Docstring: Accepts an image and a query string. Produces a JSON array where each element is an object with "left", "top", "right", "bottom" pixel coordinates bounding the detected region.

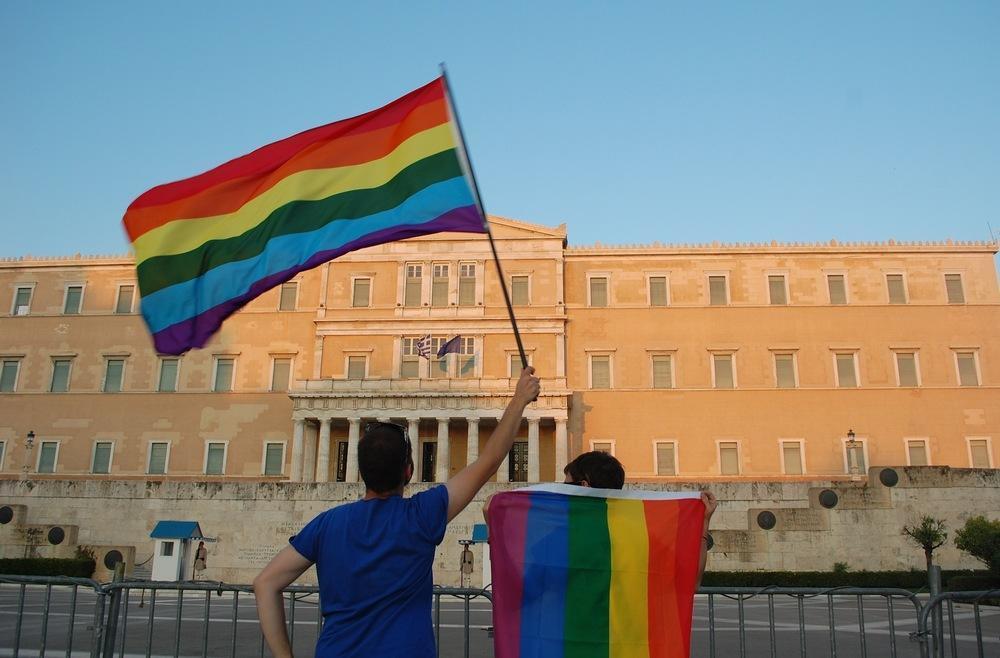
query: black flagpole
[{"left": 440, "top": 64, "right": 530, "bottom": 370}]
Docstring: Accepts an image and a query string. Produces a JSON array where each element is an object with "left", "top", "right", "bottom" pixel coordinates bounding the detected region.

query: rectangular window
[
  {"left": 214, "top": 357, "right": 235, "bottom": 392},
  {"left": 458, "top": 263, "right": 476, "bottom": 306},
  {"left": 509, "top": 354, "right": 531, "bottom": 378},
  {"left": 1, "top": 359, "right": 19, "bottom": 392},
  {"left": 263, "top": 442, "right": 285, "bottom": 476},
  {"left": 835, "top": 353, "right": 858, "bottom": 388},
  {"left": 13, "top": 286, "right": 32, "bottom": 315},
  {"left": 401, "top": 338, "right": 420, "bottom": 379},
  {"left": 655, "top": 442, "right": 676, "bottom": 476},
  {"left": 404, "top": 264, "right": 423, "bottom": 307},
  {"left": 589, "top": 277, "right": 608, "bottom": 307},
  {"left": 429, "top": 337, "right": 448, "bottom": 378},
  {"left": 945, "top": 273, "right": 965, "bottom": 304},
  {"left": 278, "top": 282, "right": 298, "bottom": 311},
  {"left": 708, "top": 275, "right": 728, "bottom": 306},
  {"left": 64, "top": 285, "right": 83, "bottom": 314},
  {"left": 895, "top": 352, "right": 919, "bottom": 387},
  {"left": 906, "top": 439, "right": 928, "bottom": 466},
  {"left": 782, "top": 441, "right": 803, "bottom": 475},
  {"left": 161, "top": 542, "right": 174, "bottom": 557},
  {"left": 956, "top": 352, "right": 979, "bottom": 386},
  {"left": 458, "top": 337, "right": 476, "bottom": 378},
  {"left": 115, "top": 284, "right": 135, "bottom": 314},
  {"left": 347, "top": 355, "right": 367, "bottom": 380},
  {"left": 649, "top": 276, "right": 668, "bottom": 307},
  {"left": 432, "top": 264, "right": 449, "bottom": 307},
  {"left": 845, "top": 439, "right": 867, "bottom": 473},
  {"left": 713, "top": 354, "right": 735, "bottom": 389},
  {"left": 0, "top": 441, "right": 5, "bottom": 470},
  {"left": 92, "top": 442, "right": 113, "bottom": 474},
  {"left": 147, "top": 442, "right": 169, "bottom": 474},
  {"left": 205, "top": 442, "right": 226, "bottom": 475},
  {"left": 352, "top": 278, "right": 371, "bottom": 308},
  {"left": 270, "top": 357, "right": 291, "bottom": 391},
  {"left": 774, "top": 353, "right": 796, "bottom": 388},
  {"left": 38, "top": 441, "right": 58, "bottom": 473},
  {"left": 592, "top": 441, "right": 613, "bottom": 454},
  {"left": 103, "top": 359, "right": 124, "bottom": 393},
  {"left": 590, "top": 355, "right": 611, "bottom": 389},
  {"left": 719, "top": 441, "right": 739, "bottom": 475},
  {"left": 158, "top": 358, "right": 179, "bottom": 392},
  {"left": 652, "top": 355, "right": 673, "bottom": 389},
  {"left": 827, "top": 274, "right": 847, "bottom": 305},
  {"left": 511, "top": 275, "right": 530, "bottom": 306},
  {"left": 886, "top": 274, "right": 907, "bottom": 304},
  {"left": 768, "top": 275, "right": 787, "bottom": 305},
  {"left": 968, "top": 439, "right": 992, "bottom": 468},
  {"left": 50, "top": 359, "right": 72, "bottom": 392}
]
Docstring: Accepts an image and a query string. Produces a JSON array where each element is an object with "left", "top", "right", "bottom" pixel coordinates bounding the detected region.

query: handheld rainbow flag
[
  {"left": 122, "top": 77, "right": 484, "bottom": 354},
  {"left": 487, "top": 485, "right": 705, "bottom": 658}
]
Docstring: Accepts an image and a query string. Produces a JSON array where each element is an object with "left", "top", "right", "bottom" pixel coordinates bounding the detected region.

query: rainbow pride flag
[
  {"left": 488, "top": 485, "right": 705, "bottom": 658},
  {"left": 122, "top": 77, "right": 484, "bottom": 354}
]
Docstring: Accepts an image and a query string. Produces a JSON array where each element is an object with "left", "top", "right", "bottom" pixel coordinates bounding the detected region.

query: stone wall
[{"left": 1, "top": 466, "right": 998, "bottom": 584}]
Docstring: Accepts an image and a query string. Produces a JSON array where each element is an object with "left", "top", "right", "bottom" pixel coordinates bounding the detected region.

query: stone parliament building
[{"left": 1, "top": 217, "right": 998, "bottom": 582}]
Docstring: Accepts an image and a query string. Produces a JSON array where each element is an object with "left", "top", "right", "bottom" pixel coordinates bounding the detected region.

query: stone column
[
  {"left": 408, "top": 418, "right": 421, "bottom": 481},
  {"left": 345, "top": 417, "right": 361, "bottom": 483},
  {"left": 435, "top": 417, "right": 450, "bottom": 483},
  {"left": 315, "top": 418, "right": 331, "bottom": 483},
  {"left": 466, "top": 418, "right": 479, "bottom": 466},
  {"left": 497, "top": 419, "right": 510, "bottom": 483},
  {"left": 302, "top": 423, "right": 317, "bottom": 483},
  {"left": 290, "top": 418, "right": 305, "bottom": 482},
  {"left": 528, "top": 418, "right": 540, "bottom": 483},
  {"left": 555, "top": 418, "right": 568, "bottom": 481}
]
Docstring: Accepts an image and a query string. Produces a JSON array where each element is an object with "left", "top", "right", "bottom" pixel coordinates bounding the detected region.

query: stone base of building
[{"left": 1, "top": 466, "right": 997, "bottom": 585}]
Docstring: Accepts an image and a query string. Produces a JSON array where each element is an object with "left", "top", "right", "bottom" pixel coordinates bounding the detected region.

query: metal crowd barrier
[{"left": 913, "top": 590, "right": 1000, "bottom": 658}]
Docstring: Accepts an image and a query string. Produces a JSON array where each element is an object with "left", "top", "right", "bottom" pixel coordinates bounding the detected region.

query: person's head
[
  {"left": 358, "top": 422, "right": 414, "bottom": 494},
  {"left": 198, "top": 541, "right": 204, "bottom": 548},
  {"left": 563, "top": 451, "right": 625, "bottom": 489}
]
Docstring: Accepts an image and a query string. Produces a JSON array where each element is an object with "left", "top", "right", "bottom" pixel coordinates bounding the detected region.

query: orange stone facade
[{"left": 1, "top": 217, "right": 997, "bottom": 484}]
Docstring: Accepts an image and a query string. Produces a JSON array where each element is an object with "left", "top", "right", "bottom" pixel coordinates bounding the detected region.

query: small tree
[
  {"left": 903, "top": 516, "right": 948, "bottom": 572},
  {"left": 954, "top": 516, "right": 1000, "bottom": 575}
]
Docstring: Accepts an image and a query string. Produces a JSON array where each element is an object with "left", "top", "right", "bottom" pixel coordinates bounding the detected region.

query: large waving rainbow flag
[
  {"left": 122, "top": 77, "right": 484, "bottom": 354},
  {"left": 488, "top": 485, "right": 705, "bottom": 658}
]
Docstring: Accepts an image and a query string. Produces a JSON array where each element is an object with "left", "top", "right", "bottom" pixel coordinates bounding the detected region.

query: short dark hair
[
  {"left": 358, "top": 424, "right": 412, "bottom": 493},
  {"left": 564, "top": 451, "right": 625, "bottom": 489}
]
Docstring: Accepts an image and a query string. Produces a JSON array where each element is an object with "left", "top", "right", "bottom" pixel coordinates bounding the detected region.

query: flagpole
[{"left": 440, "top": 64, "right": 530, "bottom": 371}]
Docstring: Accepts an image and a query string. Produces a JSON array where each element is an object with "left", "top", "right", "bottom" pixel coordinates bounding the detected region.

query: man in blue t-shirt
[{"left": 254, "top": 367, "right": 540, "bottom": 658}]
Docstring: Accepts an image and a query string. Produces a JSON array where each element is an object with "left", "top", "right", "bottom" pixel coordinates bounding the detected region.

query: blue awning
[{"left": 150, "top": 521, "right": 205, "bottom": 540}]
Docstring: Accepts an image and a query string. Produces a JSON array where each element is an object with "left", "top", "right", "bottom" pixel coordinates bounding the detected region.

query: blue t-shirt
[{"left": 290, "top": 485, "right": 449, "bottom": 657}]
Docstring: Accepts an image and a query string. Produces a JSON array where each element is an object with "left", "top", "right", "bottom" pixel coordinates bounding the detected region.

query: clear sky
[{"left": 2, "top": 1, "right": 998, "bottom": 257}]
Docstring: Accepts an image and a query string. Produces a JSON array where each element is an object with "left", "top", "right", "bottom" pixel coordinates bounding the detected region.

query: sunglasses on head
[{"left": 365, "top": 421, "right": 412, "bottom": 465}]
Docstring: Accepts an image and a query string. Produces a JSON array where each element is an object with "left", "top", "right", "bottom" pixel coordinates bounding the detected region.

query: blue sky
[{"left": 2, "top": 1, "right": 998, "bottom": 257}]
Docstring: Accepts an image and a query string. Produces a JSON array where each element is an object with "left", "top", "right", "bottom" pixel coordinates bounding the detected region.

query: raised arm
[
  {"left": 697, "top": 491, "right": 718, "bottom": 588},
  {"left": 253, "top": 546, "right": 314, "bottom": 658},
  {"left": 446, "top": 367, "right": 540, "bottom": 521}
]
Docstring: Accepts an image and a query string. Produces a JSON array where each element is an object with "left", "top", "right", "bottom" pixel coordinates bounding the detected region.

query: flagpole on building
[{"left": 440, "top": 64, "right": 530, "bottom": 370}]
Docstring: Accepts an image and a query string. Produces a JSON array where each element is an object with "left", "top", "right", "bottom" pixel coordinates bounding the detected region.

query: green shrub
[
  {"left": 954, "top": 516, "right": 1000, "bottom": 574},
  {"left": 946, "top": 575, "right": 1000, "bottom": 592},
  {"left": 0, "top": 558, "right": 95, "bottom": 578}
]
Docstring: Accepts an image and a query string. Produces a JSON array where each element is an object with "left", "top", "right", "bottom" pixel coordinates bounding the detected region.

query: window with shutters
[
  {"left": 894, "top": 352, "right": 919, "bottom": 387},
  {"left": 967, "top": 438, "right": 992, "bottom": 468},
  {"left": 263, "top": 442, "right": 285, "bottom": 476},
  {"left": 347, "top": 355, "right": 367, "bottom": 380},
  {"left": 906, "top": 439, "right": 929, "bottom": 466},
  {"left": 781, "top": 440, "right": 804, "bottom": 475},
  {"left": 648, "top": 276, "right": 668, "bottom": 307},
  {"left": 63, "top": 285, "right": 83, "bottom": 314},
  {"left": 774, "top": 353, "right": 797, "bottom": 388},
  {"left": 655, "top": 441, "right": 677, "bottom": 475},
  {"left": 213, "top": 357, "right": 235, "bottom": 392},
  {"left": 115, "top": 284, "right": 135, "bottom": 314},
  {"left": 1, "top": 359, "right": 20, "bottom": 392},
  {"left": 589, "top": 354, "right": 611, "bottom": 389},
  {"left": 768, "top": 275, "right": 788, "bottom": 305},
  {"left": 429, "top": 336, "right": 448, "bottom": 378},
  {"left": 719, "top": 441, "right": 740, "bottom": 475},
  {"left": 278, "top": 282, "right": 298, "bottom": 311},
  {"left": 955, "top": 351, "right": 980, "bottom": 386},
  {"left": 147, "top": 442, "right": 169, "bottom": 474},
  {"left": 400, "top": 338, "right": 421, "bottom": 379},
  {"left": 103, "top": 359, "right": 125, "bottom": 393},
  {"left": 588, "top": 276, "right": 608, "bottom": 307},
  {"left": 886, "top": 274, "right": 907, "bottom": 304},
  {"left": 651, "top": 354, "right": 673, "bottom": 389},
  {"left": 458, "top": 337, "right": 476, "bottom": 378},
  {"left": 50, "top": 359, "right": 72, "bottom": 392},
  {"left": 835, "top": 353, "right": 858, "bottom": 388},
  {"left": 38, "top": 441, "right": 59, "bottom": 474},
  {"left": 458, "top": 263, "right": 476, "bottom": 306},
  {"left": 708, "top": 275, "right": 729, "bottom": 306},
  {"left": 12, "top": 286, "right": 33, "bottom": 316},
  {"left": 205, "top": 442, "right": 226, "bottom": 475},
  {"left": 944, "top": 273, "right": 965, "bottom": 304},
  {"left": 509, "top": 353, "right": 532, "bottom": 378},
  {"left": 404, "top": 263, "right": 423, "bottom": 307},
  {"left": 91, "top": 441, "right": 113, "bottom": 474},
  {"left": 352, "top": 277, "right": 371, "bottom": 307},
  {"left": 827, "top": 274, "right": 847, "bottom": 305},
  {"left": 158, "top": 358, "right": 179, "bottom": 392},
  {"left": 270, "top": 357, "right": 291, "bottom": 391},
  {"left": 511, "top": 275, "right": 530, "bottom": 306},
  {"left": 712, "top": 353, "right": 735, "bottom": 389},
  {"left": 432, "top": 264, "right": 449, "bottom": 307},
  {"left": 843, "top": 437, "right": 868, "bottom": 474}
]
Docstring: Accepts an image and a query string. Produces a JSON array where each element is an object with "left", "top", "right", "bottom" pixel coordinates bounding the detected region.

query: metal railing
[{"left": 913, "top": 590, "right": 1000, "bottom": 658}]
